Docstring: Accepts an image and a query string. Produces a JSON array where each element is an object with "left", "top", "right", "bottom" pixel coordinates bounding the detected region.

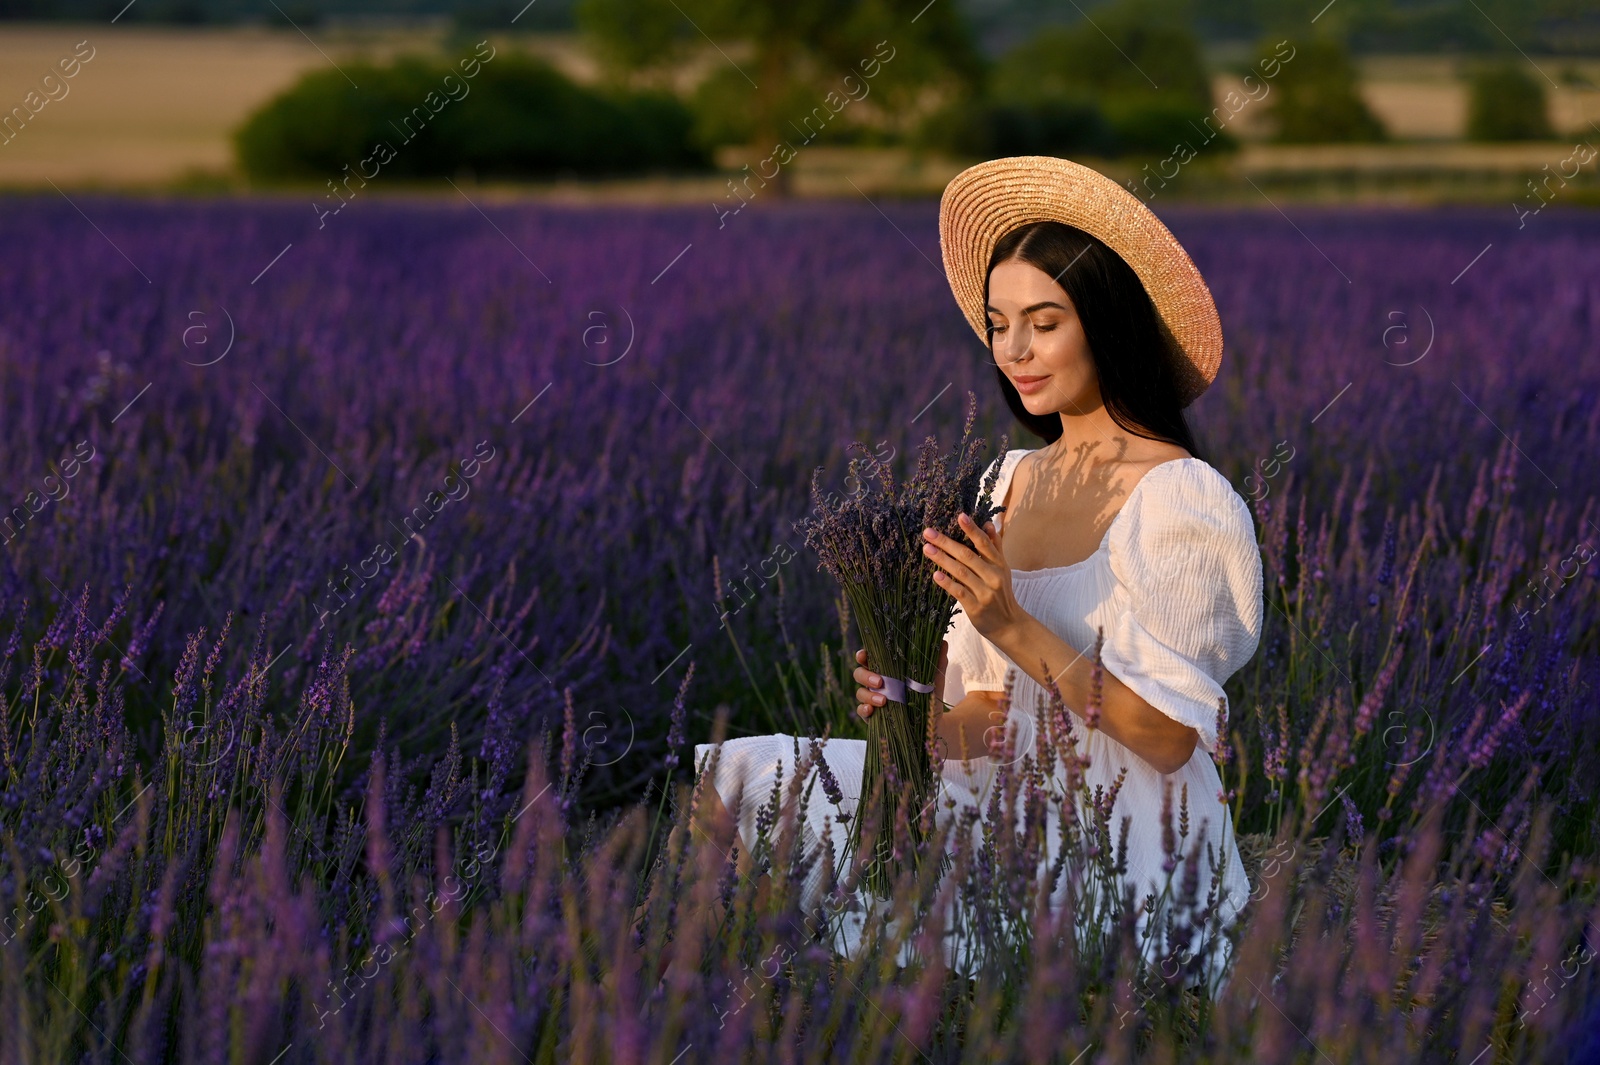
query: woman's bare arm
[
  {"left": 986, "top": 612, "right": 1198, "bottom": 774},
  {"left": 919, "top": 513, "right": 1200, "bottom": 776}
]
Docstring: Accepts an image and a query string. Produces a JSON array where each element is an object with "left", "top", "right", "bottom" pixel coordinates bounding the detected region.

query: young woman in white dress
[{"left": 686, "top": 157, "right": 1262, "bottom": 992}]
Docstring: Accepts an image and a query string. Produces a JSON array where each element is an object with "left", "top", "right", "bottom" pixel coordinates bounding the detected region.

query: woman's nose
[{"left": 994, "top": 319, "right": 1034, "bottom": 363}]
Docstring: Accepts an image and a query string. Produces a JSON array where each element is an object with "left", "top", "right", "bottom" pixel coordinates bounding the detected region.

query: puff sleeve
[
  {"left": 943, "top": 603, "right": 1013, "bottom": 703},
  {"left": 1100, "top": 461, "right": 1263, "bottom": 753}
]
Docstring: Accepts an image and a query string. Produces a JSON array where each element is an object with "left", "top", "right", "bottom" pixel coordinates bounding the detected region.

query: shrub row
[{"left": 235, "top": 44, "right": 711, "bottom": 182}]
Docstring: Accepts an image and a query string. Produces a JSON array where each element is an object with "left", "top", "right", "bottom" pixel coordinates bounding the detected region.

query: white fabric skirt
[{"left": 694, "top": 713, "right": 1245, "bottom": 991}]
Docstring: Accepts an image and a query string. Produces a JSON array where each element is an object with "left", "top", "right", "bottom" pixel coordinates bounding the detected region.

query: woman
[{"left": 688, "top": 156, "right": 1262, "bottom": 992}]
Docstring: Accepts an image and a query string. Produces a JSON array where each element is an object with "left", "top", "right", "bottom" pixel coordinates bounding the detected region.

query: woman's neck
[{"left": 1043, "top": 402, "right": 1133, "bottom": 465}]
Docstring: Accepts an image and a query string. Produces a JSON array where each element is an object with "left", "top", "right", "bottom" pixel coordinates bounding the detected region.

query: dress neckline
[{"left": 996, "top": 450, "right": 1203, "bottom": 577}]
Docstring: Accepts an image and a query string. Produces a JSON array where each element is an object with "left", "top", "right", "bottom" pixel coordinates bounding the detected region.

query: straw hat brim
[{"left": 938, "top": 155, "right": 1222, "bottom": 407}]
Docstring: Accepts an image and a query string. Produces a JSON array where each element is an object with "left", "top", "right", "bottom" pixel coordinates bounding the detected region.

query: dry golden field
[
  {"left": 2, "top": 24, "right": 1599, "bottom": 201},
  {"left": 0, "top": 23, "right": 595, "bottom": 187}
]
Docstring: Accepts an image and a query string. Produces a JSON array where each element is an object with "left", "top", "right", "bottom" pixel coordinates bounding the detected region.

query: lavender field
[{"left": 1, "top": 191, "right": 1598, "bottom": 1063}]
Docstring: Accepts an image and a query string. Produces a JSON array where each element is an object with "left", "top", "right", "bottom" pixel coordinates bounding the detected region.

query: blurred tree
[
  {"left": 916, "top": 96, "right": 1117, "bottom": 159},
  {"left": 1467, "top": 62, "right": 1554, "bottom": 141},
  {"left": 235, "top": 53, "right": 710, "bottom": 182},
  {"left": 919, "top": 0, "right": 1219, "bottom": 158},
  {"left": 991, "top": 5, "right": 1211, "bottom": 109},
  {"left": 1557, "top": 63, "right": 1596, "bottom": 89},
  {"left": 269, "top": 0, "right": 322, "bottom": 26},
  {"left": 575, "top": 0, "right": 985, "bottom": 197},
  {"left": 0, "top": 0, "right": 60, "bottom": 15},
  {"left": 154, "top": 0, "right": 208, "bottom": 20},
  {"left": 1192, "top": 0, "right": 1552, "bottom": 54},
  {"left": 453, "top": 0, "right": 577, "bottom": 31},
  {"left": 1264, "top": 37, "right": 1385, "bottom": 143}
]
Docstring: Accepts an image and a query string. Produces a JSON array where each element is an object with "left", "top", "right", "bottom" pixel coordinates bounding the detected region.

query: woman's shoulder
[
  {"left": 1102, "top": 454, "right": 1265, "bottom": 680},
  {"left": 1123, "top": 456, "right": 1252, "bottom": 533},
  {"left": 990, "top": 447, "right": 1036, "bottom": 472},
  {"left": 1108, "top": 456, "right": 1260, "bottom": 589},
  {"left": 980, "top": 447, "right": 1035, "bottom": 496}
]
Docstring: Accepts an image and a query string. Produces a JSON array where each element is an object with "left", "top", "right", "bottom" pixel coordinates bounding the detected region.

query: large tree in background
[
  {"left": 1192, "top": 0, "right": 1552, "bottom": 53},
  {"left": 912, "top": 0, "right": 1220, "bottom": 162},
  {"left": 1466, "top": 62, "right": 1554, "bottom": 141},
  {"left": 991, "top": 22, "right": 1211, "bottom": 109},
  {"left": 990, "top": 0, "right": 1214, "bottom": 151},
  {"left": 1265, "top": 37, "right": 1385, "bottom": 143},
  {"left": 576, "top": 0, "right": 984, "bottom": 196}
]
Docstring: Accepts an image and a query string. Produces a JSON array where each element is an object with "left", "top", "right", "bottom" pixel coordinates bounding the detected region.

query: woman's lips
[{"left": 1012, "top": 374, "right": 1050, "bottom": 395}]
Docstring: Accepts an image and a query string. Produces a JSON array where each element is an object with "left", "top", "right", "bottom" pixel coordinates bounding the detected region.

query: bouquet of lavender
[{"left": 796, "top": 392, "right": 1006, "bottom": 896}]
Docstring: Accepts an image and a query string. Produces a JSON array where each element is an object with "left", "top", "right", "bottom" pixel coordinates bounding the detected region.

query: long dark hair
[{"left": 985, "top": 220, "right": 1205, "bottom": 462}]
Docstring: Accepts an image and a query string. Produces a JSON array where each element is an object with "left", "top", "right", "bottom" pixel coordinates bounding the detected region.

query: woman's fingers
[
  {"left": 947, "top": 511, "right": 998, "bottom": 562},
  {"left": 853, "top": 669, "right": 884, "bottom": 692},
  {"left": 922, "top": 526, "right": 977, "bottom": 568},
  {"left": 853, "top": 648, "right": 883, "bottom": 718},
  {"left": 958, "top": 512, "right": 1004, "bottom": 564},
  {"left": 926, "top": 541, "right": 983, "bottom": 596},
  {"left": 854, "top": 651, "right": 886, "bottom": 715},
  {"left": 982, "top": 520, "right": 1006, "bottom": 569},
  {"left": 852, "top": 648, "right": 884, "bottom": 704},
  {"left": 924, "top": 525, "right": 994, "bottom": 590}
]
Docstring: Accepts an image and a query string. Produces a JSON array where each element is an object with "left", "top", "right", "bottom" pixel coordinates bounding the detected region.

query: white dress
[{"left": 694, "top": 449, "right": 1262, "bottom": 990}]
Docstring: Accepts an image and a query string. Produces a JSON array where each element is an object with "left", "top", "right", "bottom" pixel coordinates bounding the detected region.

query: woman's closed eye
[{"left": 989, "top": 320, "right": 1058, "bottom": 334}]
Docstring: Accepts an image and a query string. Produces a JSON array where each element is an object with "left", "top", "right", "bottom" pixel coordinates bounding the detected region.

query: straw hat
[{"left": 938, "top": 155, "right": 1223, "bottom": 406}]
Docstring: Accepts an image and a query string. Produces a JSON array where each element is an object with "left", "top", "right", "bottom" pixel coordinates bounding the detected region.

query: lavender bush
[
  {"left": 795, "top": 392, "right": 1005, "bottom": 895},
  {"left": 0, "top": 193, "right": 1596, "bottom": 1060}
]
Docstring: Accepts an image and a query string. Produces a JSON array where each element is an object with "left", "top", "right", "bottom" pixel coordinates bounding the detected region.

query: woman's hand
[
  {"left": 922, "top": 514, "right": 1028, "bottom": 644},
  {"left": 980, "top": 701, "right": 1008, "bottom": 759},
  {"left": 854, "top": 640, "right": 947, "bottom": 720},
  {"left": 852, "top": 644, "right": 1017, "bottom": 761},
  {"left": 954, "top": 691, "right": 1011, "bottom": 762}
]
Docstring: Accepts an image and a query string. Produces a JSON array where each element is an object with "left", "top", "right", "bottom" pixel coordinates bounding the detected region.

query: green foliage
[
  {"left": 234, "top": 50, "right": 711, "bottom": 183},
  {"left": 577, "top": 0, "right": 983, "bottom": 153},
  {"left": 1263, "top": 37, "right": 1385, "bottom": 143},
  {"left": 234, "top": 58, "right": 432, "bottom": 180},
  {"left": 574, "top": 0, "right": 693, "bottom": 72},
  {"left": 990, "top": 18, "right": 1213, "bottom": 111},
  {"left": 1104, "top": 95, "right": 1236, "bottom": 154},
  {"left": 1193, "top": 0, "right": 1574, "bottom": 55},
  {"left": 268, "top": 0, "right": 320, "bottom": 27},
  {"left": 915, "top": 96, "right": 1117, "bottom": 159},
  {"left": 452, "top": 0, "right": 577, "bottom": 32},
  {"left": 687, "top": 66, "right": 878, "bottom": 152},
  {"left": 916, "top": 4, "right": 1222, "bottom": 158},
  {"left": 1467, "top": 61, "right": 1554, "bottom": 141}
]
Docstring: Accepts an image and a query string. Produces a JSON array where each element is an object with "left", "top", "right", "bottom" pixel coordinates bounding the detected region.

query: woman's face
[{"left": 985, "top": 257, "right": 1099, "bottom": 416}]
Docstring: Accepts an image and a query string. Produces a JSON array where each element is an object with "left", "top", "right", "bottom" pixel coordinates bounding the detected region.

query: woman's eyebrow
[{"left": 986, "top": 300, "right": 1070, "bottom": 315}]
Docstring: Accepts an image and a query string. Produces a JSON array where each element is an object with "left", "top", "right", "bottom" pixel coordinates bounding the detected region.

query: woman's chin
[
  {"left": 1022, "top": 394, "right": 1068, "bottom": 418},
  {"left": 1022, "top": 380, "right": 1095, "bottom": 418}
]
